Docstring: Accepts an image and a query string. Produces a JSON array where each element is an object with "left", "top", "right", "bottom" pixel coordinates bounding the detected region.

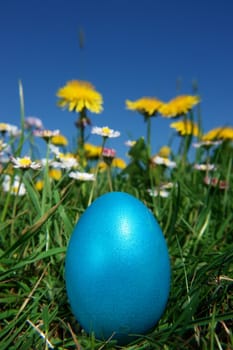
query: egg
[{"left": 65, "top": 192, "right": 170, "bottom": 344}]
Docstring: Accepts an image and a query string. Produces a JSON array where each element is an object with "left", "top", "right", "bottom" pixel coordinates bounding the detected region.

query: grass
[{"left": 0, "top": 85, "right": 233, "bottom": 350}]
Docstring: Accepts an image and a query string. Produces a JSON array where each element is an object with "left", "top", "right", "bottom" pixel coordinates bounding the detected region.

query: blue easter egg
[{"left": 65, "top": 192, "right": 170, "bottom": 344}]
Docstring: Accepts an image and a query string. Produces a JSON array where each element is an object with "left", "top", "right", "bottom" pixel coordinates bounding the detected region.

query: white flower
[
  {"left": 193, "top": 140, "right": 222, "bottom": 148},
  {"left": 0, "top": 140, "right": 8, "bottom": 152},
  {"left": 10, "top": 156, "right": 42, "bottom": 170},
  {"left": 69, "top": 171, "right": 95, "bottom": 181},
  {"left": 125, "top": 140, "right": 136, "bottom": 147},
  {"left": 2, "top": 175, "right": 26, "bottom": 196},
  {"left": 8, "top": 125, "right": 21, "bottom": 137},
  {"left": 25, "top": 116, "right": 44, "bottom": 130},
  {"left": 147, "top": 188, "right": 170, "bottom": 198},
  {"left": 91, "top": 126, "right": 120, "bottom": 138},
  {"left": 152, "top": 155, "right": 176, "bottom": 168},
  {"left": 194, "top": 163, "right": 216, "bottom": 171},
  {"left": 49, "top": 144, "right": 60, "bottom": 156},
  {"left": 34, "top": 129, "right": 60, "bottom": 139}
]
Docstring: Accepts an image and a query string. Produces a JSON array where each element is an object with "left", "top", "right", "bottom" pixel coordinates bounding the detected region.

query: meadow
[{"left": 0, "top": 80, "right": 233, "bottom": 350}]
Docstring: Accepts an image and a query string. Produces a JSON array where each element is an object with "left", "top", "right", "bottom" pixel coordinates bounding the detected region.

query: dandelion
[
  {"left": 69, "top": 171, "right": 95, "bottom": 181},
  {"left": 35, "top": 179, "right": 44, "bottom": 191},
  {"left": 10, "top": 156, "right": 42, "bottom": 170},
  {"left": 91, "top": 126, "right": 120, "bottom": 138},
  {"left": 112, "top": 157, "right": 127, "bottom": 169},
  {"left": 126, "top": 97, "right": 163, "bottom": 117},
  {"left": 84, "top": 143, "right": 102, "bottom": 159},
  {"left": 170, "top": 120, "right": 200, "bottom": 137},
  {"left": 57, "top": 80, "right": 103, "bottom": 114},
  {"left": 202, "top": 126, "right": 233, "bottom": 141},
  {"left": 51, "top": 134, "right": 68, "bottom": 147},
  {"left": 159, "top": 95, "right": 200, "bottom": 118},
  {"left": 157, "top": 146, "right": 171, "bottom": 158},
  {"left": 49, "top": 168, "right": 62, "bottom": 181}
]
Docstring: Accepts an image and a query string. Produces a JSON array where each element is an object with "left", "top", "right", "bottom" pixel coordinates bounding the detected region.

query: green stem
[
  {"left": 146, "top": 116, "right": 151, "bottom": 157},
  {"left": 88, "top": 137, "right": 106, "bottom": 206},
  {"left": 107, "top": 165, "right": 113, "bottom": 191}
]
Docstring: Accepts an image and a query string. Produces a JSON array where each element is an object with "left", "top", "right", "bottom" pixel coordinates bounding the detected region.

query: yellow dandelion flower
[
  {"left": 159, "top": 95, "right": 200, "bottom": 118},
  {"left": 49, "top": 168, "right": 62, "bottom": 181},
  {"left": 98, "top": 161, "right": 108, "bottom": 172},
  {"left": 157, "top": 146, "right": 171, "bottom": 158},
  {"left": 84, "top": 143, "right": 102, "bottom": 159},
  {"left": 126, "top": 97, "right": 163, "bottom": 117},
  {"left": 35, "top": 180, "right": 44, "bottom": 191},
  {"left": 57, "top": 80, "right": 103, "bottom": 114},
  {"left": 202, "top": 126, "right": 233, "bottom": 141},
  {"left": 170, "top": 120, "right": 200, "bottom": 137},
  {"left": 112, "top": 157, "right": 127, "bottom": 169},
  {"left": 51, "top": 134, "right": 68, "bottom": 146}
]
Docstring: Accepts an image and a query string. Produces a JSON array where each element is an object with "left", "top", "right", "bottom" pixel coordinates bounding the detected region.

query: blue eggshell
[{"left": 65, "top": 192, "right": 170, "bottom": 344}]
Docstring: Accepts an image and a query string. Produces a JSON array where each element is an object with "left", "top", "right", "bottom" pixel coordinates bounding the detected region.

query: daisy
[
  {"left": 2, "top": 175, "right": 26, "bottom": 196},
  {"left": 34, "top": 129, "right": 60, "bottom": 142},
  {"left": 10, "top": 156, "right": 42, "bottom": 170},
  {"left": 53, "top": 153, "right": 79, "bottom": 170},
  {"left": 194, "top": 163, "right": 216, "bottom": 171},
  {"left": 91, "top": 126, "right": 120, "bottom": 138},
  {"left": 25, "top": 116, "right": 44, "bottom": 130},
  {"left": 151, "top": 155, "right": 176, "bottom": 168},
  {"left": 102, "top": 148, "right": 116, "bottom": 158},
  {"left": 147, "top": 188, "right": 170, "bottom": 198},
  {"left": 125, "top": 140, "right": 136, "bottom": 147},
  {"left": 69, "top": 171, "right": 95, "bottom": 181},
  {"left": 193, "top": 140, "right": 222, "bottom": 148}
]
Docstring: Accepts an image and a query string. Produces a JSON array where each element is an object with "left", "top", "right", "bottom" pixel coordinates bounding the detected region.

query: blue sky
[{"left": 0, "top": 0, "right": 233, "bottom": 161}]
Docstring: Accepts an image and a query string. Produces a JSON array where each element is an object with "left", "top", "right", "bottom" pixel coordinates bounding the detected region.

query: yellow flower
[
  {"left": 202, "top": 126, "right": 233, "bottom": 141},
  {"left": 157, "top": 146, "right": 171, "bottom": 158},
  {"left": 84, "top": 143, "right": 102, "bottom": 159},
  {"left": 112, "top": 157, "right": 127, "bottom": 169},
  {"left": 126, "top": 97, "right": 163, "bottom": 117},
  {"left": 170, "top": 120, "right": 200, "bottom": 136},
  {"left": 51, "top": 134, "right": 68, "bottom": 146},
  {"left": 159, "top": 95, "right": 200, "bottom": 118},
  {"left": 97, "top": 161, "right": 108, "bottom": 172},
  {"left": 35, "top": 180, "right": 44, "bottom": 191},
  {"left": 49, "top": 168, "right": 62, "bottom": 181},
  {"left": 57, "top": 80, "right": 103, "bottom": 114}
]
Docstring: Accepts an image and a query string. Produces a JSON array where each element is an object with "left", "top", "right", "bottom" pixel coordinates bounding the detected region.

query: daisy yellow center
[
  {"left": 0, "top": 123, "right": 9, "bottom": 132},
  {"left": 19, "top": 158, "right": 32, "bottom": 167},
  {"left": 102, "top": 127, "right": 111, "bottom": 135}
]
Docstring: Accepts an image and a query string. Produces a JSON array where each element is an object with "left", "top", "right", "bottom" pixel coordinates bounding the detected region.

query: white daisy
[{"left": 91, "top": 126, "right": 120, "bottom": 138}]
